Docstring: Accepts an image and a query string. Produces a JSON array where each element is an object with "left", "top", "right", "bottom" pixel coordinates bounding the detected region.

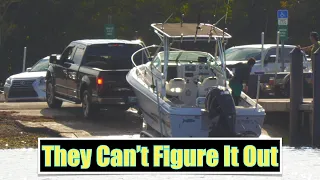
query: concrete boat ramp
[{"left": 0, "top": 100, "right": 294, "bottom": 139}]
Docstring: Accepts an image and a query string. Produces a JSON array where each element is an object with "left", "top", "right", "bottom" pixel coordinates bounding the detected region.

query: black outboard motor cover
[{"left": 205, "top": 86, "right": 237, "bottom": 137}]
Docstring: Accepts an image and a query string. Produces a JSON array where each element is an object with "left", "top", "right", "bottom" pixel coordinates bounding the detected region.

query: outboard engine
[{"left": 205, "top": 86, "right": 237, "bottom": 137}]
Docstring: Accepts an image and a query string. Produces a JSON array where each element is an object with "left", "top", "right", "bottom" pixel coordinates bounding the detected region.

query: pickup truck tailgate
[{"left": 97, "top": 70, "right": 134, "bottom": 97}]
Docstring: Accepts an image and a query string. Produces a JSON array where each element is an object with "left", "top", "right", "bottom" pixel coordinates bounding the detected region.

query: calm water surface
[{"left": 0, "top": 147, "right": 319, "bottom": 180}]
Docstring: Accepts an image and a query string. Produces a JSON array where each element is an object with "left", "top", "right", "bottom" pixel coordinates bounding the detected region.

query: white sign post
[
  {"left": 277, "top": 10, "right": 289, "bottom": 72},
  {"left": 22, "top": 47, "right": 27, "bottom": 72}
]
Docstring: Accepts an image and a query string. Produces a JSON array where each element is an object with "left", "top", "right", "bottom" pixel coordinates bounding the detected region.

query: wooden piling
[
  {"left": 312, "top": 49, "right": 320, "bottom": 147},
  {"left": 289, "top": 47, "right": 303, "bottom": 146}
]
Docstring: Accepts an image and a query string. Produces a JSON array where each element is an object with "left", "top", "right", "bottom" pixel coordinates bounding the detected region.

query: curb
[
  {"left": 0, "top": 102, "right": 80, "bottom": 110},
  {"left": 14, "top": 120, "right": 92, "bottom": 138},
  {"left": 14, "top": 120, "right": 62, "bottom": 137}
]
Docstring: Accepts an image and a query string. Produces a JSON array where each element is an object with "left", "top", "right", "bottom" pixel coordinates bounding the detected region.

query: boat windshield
[{"left": 158, "top": 51, "right": 222, "bottom": 68}]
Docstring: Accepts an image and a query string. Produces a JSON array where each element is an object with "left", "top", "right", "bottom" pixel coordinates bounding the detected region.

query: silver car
[{"left": 3, "top": 55, "right": 60, "bottom": 102}]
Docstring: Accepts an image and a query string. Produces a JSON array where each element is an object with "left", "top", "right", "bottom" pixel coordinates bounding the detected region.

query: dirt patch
[
  {"left": 0, "top": 111, "right": 55, "bottom": 122},
  {"left": 0, "top": 111, "right": 58, "bottom": 149}
]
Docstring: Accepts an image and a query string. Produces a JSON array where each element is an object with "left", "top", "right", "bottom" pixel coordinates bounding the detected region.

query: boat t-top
[{"left": 126, "top": 21, "right": 266, "bottom": 137}]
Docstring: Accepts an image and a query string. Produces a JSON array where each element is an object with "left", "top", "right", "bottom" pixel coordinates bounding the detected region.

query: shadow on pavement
[{"left": 40, "top": 107, "right": 142, "bottom": 137}]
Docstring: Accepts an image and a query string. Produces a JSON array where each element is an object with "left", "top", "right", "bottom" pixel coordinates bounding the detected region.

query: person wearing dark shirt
[{"left": 228, "top": 58, "right": 256, "bottom": 105}]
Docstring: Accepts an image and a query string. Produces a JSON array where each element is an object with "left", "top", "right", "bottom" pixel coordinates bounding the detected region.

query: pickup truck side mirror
[
  {"left": 265, "top": 55, "right": 277, "bottom": 65},
  {"left": 49, "top": 54, "right": 58, "bottom": 64},
  {"left": 26, "top": 67, "right": 32, "bottom": 72}
]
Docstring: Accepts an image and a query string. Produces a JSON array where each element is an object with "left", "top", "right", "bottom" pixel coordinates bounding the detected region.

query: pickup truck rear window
[{"left": 83, "top": 44, "right": 144, "bottom": 69}]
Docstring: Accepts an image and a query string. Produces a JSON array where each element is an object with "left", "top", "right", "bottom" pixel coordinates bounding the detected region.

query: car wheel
[
  {"left": 82, "top": 90, "right": 99, "bottom": 119},
  {"left": 46, "top": 79, "right": 63, "bottom": 108}
]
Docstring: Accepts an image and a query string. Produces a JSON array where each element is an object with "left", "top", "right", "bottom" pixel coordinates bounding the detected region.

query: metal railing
[{"left": 131, "top": 44, "right": 184, "bottom": 90}]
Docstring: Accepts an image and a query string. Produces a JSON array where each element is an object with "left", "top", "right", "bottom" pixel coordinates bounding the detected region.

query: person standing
[
  {"left": 299, "top": 31, "right": 320, "bottom": 71},
  {"left": 299, "top": 32, "right": 320, "bottom": 102},
  {"left": 228, "top": 58, "right": 256, "bottom": 105}
]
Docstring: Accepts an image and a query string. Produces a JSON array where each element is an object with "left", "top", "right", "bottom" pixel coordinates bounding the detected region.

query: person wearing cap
[{"left": 228, "top": 58, "right": 256, "bottom": 106}]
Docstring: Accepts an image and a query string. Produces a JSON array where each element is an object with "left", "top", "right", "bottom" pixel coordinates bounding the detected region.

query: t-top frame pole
[{"left": 161, "top": 35, "right": 170, "bottom": 98}]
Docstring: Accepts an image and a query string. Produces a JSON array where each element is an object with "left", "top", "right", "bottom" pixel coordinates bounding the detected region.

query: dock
[
  {"left": 245, "top": 48, "right": 320, "bottom": 147},
  {"left": 258, "top": 99, "right": 313, "bottom": 112},
  {"left": 258, "top": 98, "right": 316, "bottom": 147}
]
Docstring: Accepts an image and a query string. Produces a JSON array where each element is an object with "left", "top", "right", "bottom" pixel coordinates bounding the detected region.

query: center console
[{"left": 177, "top": 63, "right": 213, "bottom": 105}]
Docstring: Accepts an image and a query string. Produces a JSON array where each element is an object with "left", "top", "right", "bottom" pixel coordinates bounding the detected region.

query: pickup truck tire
[
  {"left": 82, "top": 90, "right": 99, "bottom": 119},
  {"left": 46, "top": 80, "right": 63, "bottom": 108}
]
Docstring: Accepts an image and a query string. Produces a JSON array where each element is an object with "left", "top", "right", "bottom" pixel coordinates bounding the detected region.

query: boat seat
[
  {"left": 198, "top": 76, "right": 218, "bottom": 97},
  {"left": 165, "top": 78, "right": 186, "bottom": 97}
]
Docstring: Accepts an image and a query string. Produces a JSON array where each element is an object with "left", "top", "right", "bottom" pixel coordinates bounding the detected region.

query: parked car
[
  {"left": 258, "top": 72, "right": 289, "bottom": 98},
  {"left": 266, "top": 72, "right": 313, "bottom": 98},
  {"left": 225, "top": 44, "right": 312, "bottom": 74},
  {"left": 3, "top": 55, "right": 60, "bottom": 102},
  {"left": 46, "top": 39, "right": 146, "bottom": 118}
]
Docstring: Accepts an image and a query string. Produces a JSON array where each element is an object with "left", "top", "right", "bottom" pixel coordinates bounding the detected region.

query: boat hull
[{"left": 127, "top": 66, "right": 266, "bottom": 137}]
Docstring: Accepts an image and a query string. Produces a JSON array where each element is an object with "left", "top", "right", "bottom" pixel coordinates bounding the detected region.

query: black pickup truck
[{"left": 46, "top": 39, "right": 146, "bottom": 118}]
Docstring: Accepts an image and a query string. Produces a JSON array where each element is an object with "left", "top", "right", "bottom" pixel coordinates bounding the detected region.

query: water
[{"left": 0, "top": 147, "right": 319, "bottom": 180}]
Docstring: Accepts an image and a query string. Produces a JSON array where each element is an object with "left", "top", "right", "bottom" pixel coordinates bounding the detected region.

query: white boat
[{"left": 126, "top": 22, "right": 266, "bottom": 137}]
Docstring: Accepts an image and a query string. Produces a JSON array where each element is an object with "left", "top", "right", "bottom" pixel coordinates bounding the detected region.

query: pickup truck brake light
[
  {"left": 97, "top": 77, "right": 103, "bottom": 85},
  {"left": 108, "top": 44, "right": 124, "bottom": 47},
  {"left": 269, "top": 77, "right": 275, "bottom": 85},
  {"left": 96, "top": 77, "right": 104, "bottom": 95}
]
